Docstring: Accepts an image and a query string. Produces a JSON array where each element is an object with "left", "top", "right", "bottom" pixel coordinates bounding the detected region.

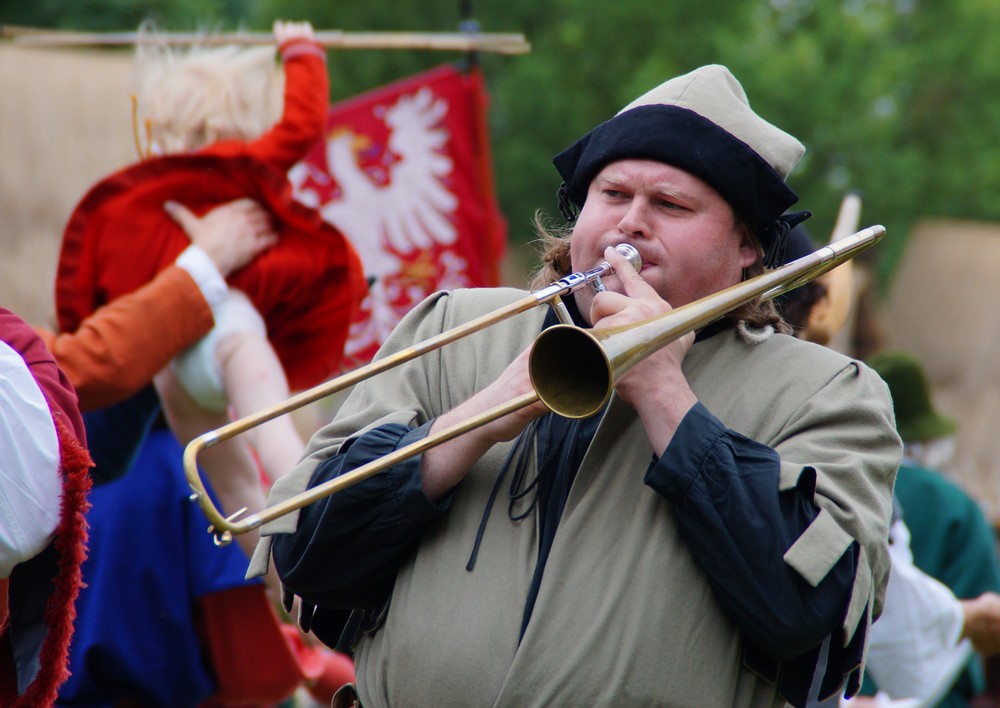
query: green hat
[{"left": 867, "top": 351, "right": 957, "bottom": 442}]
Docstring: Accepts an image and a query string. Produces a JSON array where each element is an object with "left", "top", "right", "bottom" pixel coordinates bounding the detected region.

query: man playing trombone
[{"left": 253, "top": 64, "right": 900, "bottom": 707}]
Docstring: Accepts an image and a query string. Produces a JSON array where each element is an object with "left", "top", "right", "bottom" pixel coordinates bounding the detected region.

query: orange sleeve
[{"left": 37, "top": 266, "right": 214, "bottom": 411}]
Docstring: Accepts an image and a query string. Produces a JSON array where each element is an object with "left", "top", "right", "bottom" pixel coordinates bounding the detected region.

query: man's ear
[{"left": 738, "top": 231, "right": 761, "bottom": 270}]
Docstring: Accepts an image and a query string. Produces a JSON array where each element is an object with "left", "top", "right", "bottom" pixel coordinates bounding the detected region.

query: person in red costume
[
  {"left": 0, "top": 308, "right": 92, "bottom": 707},
  {"left": 54, "top": 19, "right": 367, "bottom": 560}
]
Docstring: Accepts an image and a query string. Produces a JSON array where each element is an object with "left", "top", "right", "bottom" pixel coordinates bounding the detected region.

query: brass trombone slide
[
  {"left": 185, "top": 245, "right": 640, "bottom": 540},
  {"left": 186, "top": 225, "right": 884, "bottom": 542}
]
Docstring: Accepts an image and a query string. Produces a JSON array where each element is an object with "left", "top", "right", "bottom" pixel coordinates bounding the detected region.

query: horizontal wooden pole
[{"left": 1, "top": 26, "right": 532, "bottom": 55}]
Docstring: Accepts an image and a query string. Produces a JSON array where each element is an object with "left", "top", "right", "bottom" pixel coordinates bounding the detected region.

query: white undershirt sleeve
[
  {"left": 0, "top": 341, "right": 62, "bottom": 579},
  {"left": 175, "top": 244, "right": 228, "bottom": 310},
  {"left": 856, "top": 517, "right": 971, "bottom": 705}
]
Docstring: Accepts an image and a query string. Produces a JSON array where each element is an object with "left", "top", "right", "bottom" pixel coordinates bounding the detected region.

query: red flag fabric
[{"left": 290, "top": 64, "right": 507, "bottom": 370}]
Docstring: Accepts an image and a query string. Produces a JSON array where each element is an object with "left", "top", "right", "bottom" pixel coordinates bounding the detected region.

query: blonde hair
[
  {"left": 528, "top": 211, "right": 789, "bottom": 333},
  {"left": 131, "top": 22, "right": 279, "bottom": 155}
]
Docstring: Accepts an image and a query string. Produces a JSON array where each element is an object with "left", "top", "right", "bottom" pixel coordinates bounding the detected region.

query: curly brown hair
[{"left": 527, "top": 211, "right": 790, "bottom": 333}]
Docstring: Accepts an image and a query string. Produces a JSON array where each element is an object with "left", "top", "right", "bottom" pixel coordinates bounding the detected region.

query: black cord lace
[{"left": 762, "top": 210, "right": 812, "bottom": 268}]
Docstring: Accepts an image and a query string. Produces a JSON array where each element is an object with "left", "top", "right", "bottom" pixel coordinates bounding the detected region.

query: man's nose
[{"left": 617, "top": 200, "right": 649, "bottom": 238}]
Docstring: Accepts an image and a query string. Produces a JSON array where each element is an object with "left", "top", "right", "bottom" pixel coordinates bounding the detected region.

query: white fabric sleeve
[
  {"left": 170, "top": 288, "right": 267, "bottom": 412},
  {"left": 857, "top": 517, "right": 972, "bottom": 706},
  {"left": 175, "top": 244, "right": 228, "bottom": 309},
  {"left": 0, "top": 341, "right": 62, "bottom": 579}
]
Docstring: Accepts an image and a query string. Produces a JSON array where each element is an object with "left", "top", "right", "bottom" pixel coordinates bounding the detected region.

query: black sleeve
[
  {"left": 272, "top": 420, "right": 452, "bottom": 610},
  {"left": 644, "top": 402, "right": 856, "bottom": 663}
]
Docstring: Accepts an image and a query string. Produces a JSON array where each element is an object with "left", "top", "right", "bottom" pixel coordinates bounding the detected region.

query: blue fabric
[{"left": 57, "top": 427, "right": 259, "bottom": 707}]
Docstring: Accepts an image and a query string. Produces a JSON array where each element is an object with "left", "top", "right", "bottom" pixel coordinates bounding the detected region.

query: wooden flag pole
[{"left": 1, "top": 26, "right": 531, "bottom": 55}]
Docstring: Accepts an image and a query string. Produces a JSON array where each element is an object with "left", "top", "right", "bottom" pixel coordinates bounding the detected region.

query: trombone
[
  {"left": 185, "top": 244, "right": 640, "bottom": 542},
  {"left": 184, "top": 226, "right": 884, "bottom": 543}
]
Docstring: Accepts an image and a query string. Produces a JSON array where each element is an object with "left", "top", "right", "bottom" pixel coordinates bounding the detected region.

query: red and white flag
[{"left": 290, "top": 64, "right": 508, "bottom": 370}]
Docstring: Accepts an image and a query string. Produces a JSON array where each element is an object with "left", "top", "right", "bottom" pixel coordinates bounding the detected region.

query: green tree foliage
[
  {"left": 730, "top": 0, "right": 1000, "bottom": 282},
  {"left": 7, "top": 0, "right": 1000, "bottom": 285},
  {"left": 0, "top": 0, "right": 251, "bottom": 31}
]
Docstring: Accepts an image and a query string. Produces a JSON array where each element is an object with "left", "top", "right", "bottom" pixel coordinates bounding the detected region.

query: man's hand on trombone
[
  {"left": 419, "top": 346, "right": 549, "bottom": 502},
  {"left": 589, "top": 245, "right": 697, "bottom": 456}
]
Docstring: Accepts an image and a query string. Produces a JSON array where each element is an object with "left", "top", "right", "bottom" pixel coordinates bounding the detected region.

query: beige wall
[
  {"left": 883, "top": 219, "right": 1000, "bottom": 516},
  {"left": 0, "top": 44, "right": 136, "bottom": 328}
]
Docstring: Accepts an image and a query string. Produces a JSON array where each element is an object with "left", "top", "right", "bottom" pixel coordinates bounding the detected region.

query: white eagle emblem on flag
[{"left": 289, "top": 66, "right": 506, "bottom": 371}]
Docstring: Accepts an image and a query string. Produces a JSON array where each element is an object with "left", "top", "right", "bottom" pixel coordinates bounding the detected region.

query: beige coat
[{"left": 256, "top": 286, "right": 900, "bottom": 708}]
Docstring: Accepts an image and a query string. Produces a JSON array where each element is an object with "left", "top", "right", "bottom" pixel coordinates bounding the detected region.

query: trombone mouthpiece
[
  {"left": 590, "top": 244, "right": 642, "bottom": 294},
  {"left": 613, "top": 243, "right": 642, "bottom": 273}
]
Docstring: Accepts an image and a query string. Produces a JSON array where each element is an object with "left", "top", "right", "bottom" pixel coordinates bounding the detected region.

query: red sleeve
[
  {"left": 245, "top": 40, "right": 329, "bottom": 171},
  {"left": 39, "top": 266, "right": 214, "bottom": 411}
]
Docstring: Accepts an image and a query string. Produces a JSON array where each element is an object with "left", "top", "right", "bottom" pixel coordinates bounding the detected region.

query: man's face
[{"left": 570, "top": 159, "right": 757, "bottom": 323}]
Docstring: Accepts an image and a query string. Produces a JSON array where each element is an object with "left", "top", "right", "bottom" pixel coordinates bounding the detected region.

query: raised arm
[{"left": 247, "top": 20, "right": 329, "bottom": 170}]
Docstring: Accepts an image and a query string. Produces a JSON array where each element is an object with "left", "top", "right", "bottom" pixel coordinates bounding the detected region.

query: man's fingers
[
  {"left": 229, "top": 199, "right": 275, "bottom": 232},
  {"left": 258, "top": 232, "right": 279, "bottom": 250},
  {"left": 226, "top": 197, "right": 257, "bottom": 212},
  {"left": 163, "top": 200, "right": 197, "bottom": 231},
  {"left": 210, "top": 199, "right": 275, "bottom": 239},
  {"left": 227, "top": 198, "right": 269, "bottom": 223},
  {"left": 589, "top": 291, "right": 630, "bottom": 327},
  {"left": 590, "top": 246, "right": 673, "bottom": 329},
  {"left": 604, "top": 246, "right": 654, "bottom": 298}
]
